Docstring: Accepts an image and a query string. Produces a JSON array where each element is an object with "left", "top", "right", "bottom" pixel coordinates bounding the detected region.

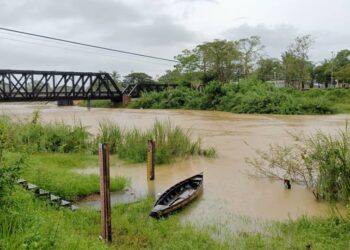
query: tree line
[{"left": 110, "top": 35, "right": 349, "bottom": 90}]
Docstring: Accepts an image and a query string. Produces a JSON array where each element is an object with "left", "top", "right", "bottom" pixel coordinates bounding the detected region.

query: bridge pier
[
  {"left": 57, "top": 100, "right": 74, "bottom": 106},
  {"left": 122, "top": 95, "right": 132, "bottom": 106}
]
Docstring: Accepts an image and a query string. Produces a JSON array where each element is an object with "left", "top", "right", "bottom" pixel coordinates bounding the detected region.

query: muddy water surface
[{"left": 2, "top": 103, "right": 349, "bottom": 227}]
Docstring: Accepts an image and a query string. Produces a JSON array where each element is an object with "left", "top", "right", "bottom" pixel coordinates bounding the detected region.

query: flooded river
[{"left": 1, "top": 103, "right": 349, "bottom": 228}]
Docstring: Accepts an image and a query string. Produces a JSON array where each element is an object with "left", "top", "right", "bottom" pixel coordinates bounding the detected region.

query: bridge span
[{"left": 0, "top": 69, "right": 180, "bottom": 104}]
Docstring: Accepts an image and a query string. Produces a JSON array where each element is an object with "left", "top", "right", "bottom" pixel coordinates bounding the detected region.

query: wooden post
[
  {"left": 147, "top": 139, "right": 155, "bottom": 181},
  {"left": 99, "top": 143, "right": 112, "bottom": 243}
]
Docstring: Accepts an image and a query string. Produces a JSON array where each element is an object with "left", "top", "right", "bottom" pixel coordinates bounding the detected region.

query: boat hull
[{"left": 149, "top": 173, "right": 203, "bottom": 218}]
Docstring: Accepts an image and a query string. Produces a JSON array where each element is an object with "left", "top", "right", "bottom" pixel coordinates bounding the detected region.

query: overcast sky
[{"left": 0, "top": 0, "right": 349, "bottom": 77}]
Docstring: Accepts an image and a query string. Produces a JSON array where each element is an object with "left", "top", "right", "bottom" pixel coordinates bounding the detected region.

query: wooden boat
[{"left": 149, "top": 173, "right": 203, "bottom": 218}]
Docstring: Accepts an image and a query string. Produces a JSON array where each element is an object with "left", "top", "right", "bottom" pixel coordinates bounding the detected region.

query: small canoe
[{"left": 149, "top": 173, "right": 203, "bottom": 218}]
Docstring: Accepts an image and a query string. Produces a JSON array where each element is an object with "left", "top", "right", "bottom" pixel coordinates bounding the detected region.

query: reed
[
  {"left": 0, "top": 113, "right": 215, "bottom": 164},
  {"left": 94, "top": 120, "right": 215, "bottom": 164}
]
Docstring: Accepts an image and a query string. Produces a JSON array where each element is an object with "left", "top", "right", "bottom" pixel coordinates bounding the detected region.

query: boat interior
[{"left": 158, "top": 177, "right": 202, "bottom": 206}]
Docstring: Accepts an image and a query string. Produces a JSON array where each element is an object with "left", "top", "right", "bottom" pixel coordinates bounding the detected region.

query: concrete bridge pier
[
  {"left": 122, "top": 95, "right": 132, "bottom": 106},
  {"left": 57, "top": 100, "right": 74, "bottom": 106}
]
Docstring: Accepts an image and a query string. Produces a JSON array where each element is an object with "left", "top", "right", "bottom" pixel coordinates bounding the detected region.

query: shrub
[
  {"left": 129, "top": 78, "right": 339, "bottom": 115},
  {"left": 247, "top": 126, "right": 350, "bottom": 202}
]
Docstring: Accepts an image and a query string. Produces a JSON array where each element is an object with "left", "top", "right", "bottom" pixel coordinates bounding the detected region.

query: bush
[
  {"left": 247, "top": 126, "right": 350, "bottom": 202},
  {"left": 130, "top": 78, "right": 339, "bottom": 115}
]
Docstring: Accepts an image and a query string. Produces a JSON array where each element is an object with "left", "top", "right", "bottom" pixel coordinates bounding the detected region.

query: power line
[
  {"left": 0, "top": 35, "right": 175, "bottom": 67},
  {"left": 0, "top": 27, "right": 179, "bottom": 63}
]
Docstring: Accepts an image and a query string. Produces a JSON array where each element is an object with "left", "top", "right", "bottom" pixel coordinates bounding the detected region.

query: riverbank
[
  {"left": 78, "top": 80, "right": 350, "bottom": 115},
  {"left": 128, "top": 80, "right": 350, "bottom": 115},
  {"left": 2, "top": 186, "right": 350, "bottom": 249},
  {"left": 1, "top": 105, "right": 350, "bottom": 249}
]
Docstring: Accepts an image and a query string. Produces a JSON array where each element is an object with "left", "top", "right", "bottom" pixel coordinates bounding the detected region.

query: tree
[
  {"left": 175, "top": 40, "right": 241, "bottom": 83},
  {"left": 111, "top": 71, "right": 121, "bottom": 83},
  {"left": 238, "top": 36, "right": 264, "bottom": 77},
  {"left": 282, "top": 35, "right": 314, "bottom": 89},
  {"left": 123, "top": 72, "right": 154, "bottom": 85},
  {"left": 256, "top": 58, "right": 282, "bottom": 82},
  {"left": 335, "top": 64, "right": 350, "bottom": 83}
]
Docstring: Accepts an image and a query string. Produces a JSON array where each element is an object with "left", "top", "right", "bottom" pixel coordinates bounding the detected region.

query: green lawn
[{"left": 21, "top": 153, "right": 128, "bottom": 200}]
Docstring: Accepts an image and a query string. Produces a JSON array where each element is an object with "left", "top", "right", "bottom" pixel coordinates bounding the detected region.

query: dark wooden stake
[
  {"left": 99, "top": 143, "right": 112, "bottom": 243},
  {"left": 147, "top": 139, "right": 155, "bottom": 181}
]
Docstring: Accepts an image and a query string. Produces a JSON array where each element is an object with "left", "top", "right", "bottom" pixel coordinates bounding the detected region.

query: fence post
[
  {"left": 99, "top": 143, "right": 112, "bottom": 243},
  {"left": 147, "top": 139, "right": 155, "bottom": 181}
]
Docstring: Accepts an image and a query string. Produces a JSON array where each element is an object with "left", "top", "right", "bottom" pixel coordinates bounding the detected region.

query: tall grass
[
  {"left": 0, "top": 113, "right": 214, "bottom": 164},
  {"left": 247, "top": 126, "right": 350, "bottom": 202},
  {"left": 0, "top": 112, "right": 90, "bottom": 153},
  {"left": 94, "top": 120, "right": 215, "bottom": 164}
]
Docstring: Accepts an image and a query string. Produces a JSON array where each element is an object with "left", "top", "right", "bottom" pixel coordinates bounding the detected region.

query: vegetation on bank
[
  {"left": 23, "top": 153, "right": 128, "bottom": 200},
  {"left": 247, "top": 126, "right": 350, "bottom": 203},
  {"left": 94, "top": 120, "right": 215, "bottom": 164},
  {"left": 0, "top": 112, "right": 214, "bottom": 164},
  {"left": 1, "top": 187, "right": 350, "bottom": 250},
  {"left": 129, "top": 78, "right": 347, "bottom": 115}
]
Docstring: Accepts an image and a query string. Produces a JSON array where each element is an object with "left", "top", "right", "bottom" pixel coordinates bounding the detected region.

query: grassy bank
[
  {"left": 22, "top": 153, "right": 128, "bottom": 200},
  {"left": 129, "top": 79, "right": 350, "bottom": 115},
  {"left": 1, "top": 187, "right": 350, "bottom": 250}
]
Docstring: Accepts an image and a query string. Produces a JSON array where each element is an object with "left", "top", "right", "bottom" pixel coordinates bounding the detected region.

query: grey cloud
[
  {"left": 0, "top": 0, "right": 196, "bottom": 46},
  {"left": 224, "top": 23, "right": 349, "bottom": 62},
  {"left": 224, "top": 23, "right": 300, "bottom": 59}
]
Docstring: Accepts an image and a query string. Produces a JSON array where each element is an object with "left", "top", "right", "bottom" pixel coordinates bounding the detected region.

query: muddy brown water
[{"left": 1, "top": 103, "right": 348, "bottom": 228}]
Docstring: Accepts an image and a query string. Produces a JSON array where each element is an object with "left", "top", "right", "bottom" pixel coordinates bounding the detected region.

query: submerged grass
[
  {"left": 94, "top": 120, "right": 215, "bottom": 164},
  {"left": 21, "top": 153, "right": 128, "bottom": 200},
  {"left": 0, "top": 113, "right": 214, "bottom": 164}
]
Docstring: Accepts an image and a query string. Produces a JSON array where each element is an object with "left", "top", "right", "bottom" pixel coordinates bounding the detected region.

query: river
[{"left": 1, "top": 103, "right": 348, "bottom": 229}]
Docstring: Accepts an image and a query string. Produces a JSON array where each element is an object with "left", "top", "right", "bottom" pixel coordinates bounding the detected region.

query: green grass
[
  {"left": 2, "top": 188, "right": 350, "bottom": 250},
  {"left": 0, "top": 113, "right": 215, "bottom": 164},
  {"left": 21, "top": 153, "right": 128, "bottom": 200},
  {"left": 0, "top": 188, "right": 228, "bottom": 250},
  {"left": 94, "top": 120, "right": 215, "bottom": 164}
]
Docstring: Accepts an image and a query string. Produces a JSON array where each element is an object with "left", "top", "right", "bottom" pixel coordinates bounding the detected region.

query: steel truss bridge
[{"left": 0, "top": 69, "right": 179, "bottom": 102}]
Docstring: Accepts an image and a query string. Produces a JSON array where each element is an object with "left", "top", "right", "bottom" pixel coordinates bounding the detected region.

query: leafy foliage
[
  {"left": 130, "top": 78, "right": 337, "bottom": 115},
  {"left": 247, "top": 126, "right": 350, "bottom": 202}
]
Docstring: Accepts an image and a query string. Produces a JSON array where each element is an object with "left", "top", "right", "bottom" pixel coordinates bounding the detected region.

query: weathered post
[
  {"left": 147, "top": 139, "right": 155, "bottom": 181},
  {"left": 99, "top": 143, "right": 112, "bottom": 243}
]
